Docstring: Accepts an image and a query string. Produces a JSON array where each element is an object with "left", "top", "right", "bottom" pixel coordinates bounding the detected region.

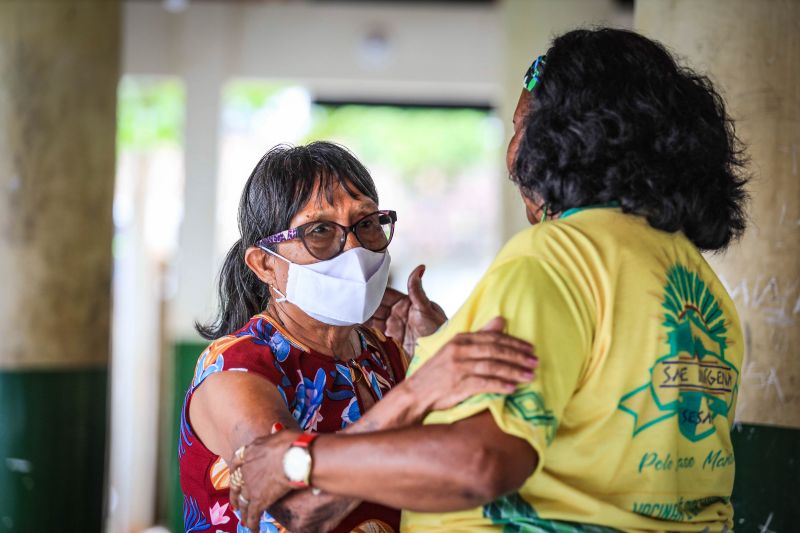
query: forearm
[
  {"left": 268, "top": 489, "right": 360, "bottom": 533},
  {"left": 343, "top": 381, "right": 428, "bottom": 434},
  {"left": 267, "top": 383, "right": 426, "bottom": 530},
  {"left": 311, "top": 411, "right": 538, "bottom": 512}
]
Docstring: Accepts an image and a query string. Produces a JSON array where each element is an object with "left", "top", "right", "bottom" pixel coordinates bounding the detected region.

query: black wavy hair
[
  {"left": 197, "top": 141, "right": 379, "bottom": 340},
  {"left": 512, "top": 28, "right": 748, "bottom": 251}
]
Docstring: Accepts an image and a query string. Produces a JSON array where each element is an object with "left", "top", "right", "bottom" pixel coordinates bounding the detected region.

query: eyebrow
[{"left": 301, "top": 204, "right": 376, "bottom": 222}]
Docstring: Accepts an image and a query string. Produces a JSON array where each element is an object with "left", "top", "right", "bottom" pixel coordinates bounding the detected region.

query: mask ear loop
[
  {"left": 540, "top": 203, "right": 549, "bottom": 223},
  {"left": 270, "top": 285, "right": 288, "bottom": 304},
  {"left": 260, "top": 245, "right": 290, "bottom": 303}
]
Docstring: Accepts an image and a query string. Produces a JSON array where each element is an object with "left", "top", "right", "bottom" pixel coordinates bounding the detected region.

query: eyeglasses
[{"left": 257, "top": 210, "right": 397, "bottom": 261}]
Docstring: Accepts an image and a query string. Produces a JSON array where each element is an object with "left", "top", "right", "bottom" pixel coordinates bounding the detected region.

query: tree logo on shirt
[{"left": 618, "top": 264, "right": 739, "bottom": 442}]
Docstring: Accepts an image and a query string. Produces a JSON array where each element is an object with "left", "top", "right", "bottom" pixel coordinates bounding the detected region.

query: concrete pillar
[
  {"left": 499, "top": 0, "right": 630, "bottom": 240},
  {"left": 635, "top": 0, "right": 800, "bottom": 429},
  {"left": 0, "top": 1, "right": 119, "bottom": 530},
  {"left": 171, "top": 4, "right": 231, "bottom": 342}
]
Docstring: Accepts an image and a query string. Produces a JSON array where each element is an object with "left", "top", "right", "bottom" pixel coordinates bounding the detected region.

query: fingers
[
  {"left": 363, "top": 317, "right": 385, "bottom": 331},
  {"left": 437, "top": 374, "right": 530, "bottom": 411},
  {"left": 447, "top": 330, "right": 538, "bottom": 388},
  {"left": 238, "top": 487, "right": 264, "bottom": 530},
  {"left": 380, "top": 287, "right": 407, "bottom": 309},
  {"left": 407, "top": 265, "right": 433, "bottom": 308},
  {"left": 370, "top": 303, "right": 393, "bottom": 322},
  {"left": 230, "top": 485, "right": 258, "bottom": 530},
  {"left": 366, "top": 287, "right": 407, "bottom": 330},
  {"left": 463, "top": 358, "right": 535, "bottom": 384},
  {"left": 454, "top": 329, "right": 534, "bottom": 359},
  {"left": 243, "top": 502, "right": 261, "bottom": 531},
  {"left": 458, "top": 342, "right": 537, "bottom": 373},
  {"left": 479, "top": 316, "right": 505, "bottom": 332},
  {"left": 385, "top": 298, "right": 411, "bottom": 340},
  {"left": 462, "top": 375, "right": 525, "bottom": 395}
]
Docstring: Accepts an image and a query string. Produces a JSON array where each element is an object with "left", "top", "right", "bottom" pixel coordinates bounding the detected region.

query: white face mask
[{"left": 262, "top": 246, "right": 391, "bottom": 326}]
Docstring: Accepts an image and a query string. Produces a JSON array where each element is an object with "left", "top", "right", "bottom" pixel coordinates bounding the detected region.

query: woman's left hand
[{"left": 229, "top": 430, "right": 300, "bottom": 531}]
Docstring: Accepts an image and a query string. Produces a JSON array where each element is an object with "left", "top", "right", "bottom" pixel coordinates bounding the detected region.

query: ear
[
  {"left": 519, "top": 189, "right": 545, "bottom": 224},
  {"left": 244, "top": 246, "right": 277, "bottom": 286}
]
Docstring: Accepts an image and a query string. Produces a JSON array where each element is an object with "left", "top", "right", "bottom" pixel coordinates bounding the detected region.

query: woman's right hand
[
  {"left": 404, "top": 316, "right": 537, "bottom": 413},
  {"left": 366, "top": 265, "right": 448, "bottom": 357}
]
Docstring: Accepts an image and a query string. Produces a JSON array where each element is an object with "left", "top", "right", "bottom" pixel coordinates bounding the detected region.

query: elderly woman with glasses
[{"left": 178, "top": 141, "right": 538, "bottom": 533}]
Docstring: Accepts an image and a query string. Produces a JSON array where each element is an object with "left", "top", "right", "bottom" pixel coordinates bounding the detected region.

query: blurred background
[{"left": 0, "top": 0, "right": 797, "bottom": 532}]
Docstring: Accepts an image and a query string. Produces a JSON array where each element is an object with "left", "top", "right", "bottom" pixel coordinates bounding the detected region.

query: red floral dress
[{"left": 179, "top": 313, "right": 407, "bottom": 533}]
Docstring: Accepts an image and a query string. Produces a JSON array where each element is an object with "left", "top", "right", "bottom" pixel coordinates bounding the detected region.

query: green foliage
[
  {"left": 223, "top": 80, "right": 290, "bottom": 113},
  {"left": 304, "top": 105, "right": 500, "bottom": 181},
  {"left": 117, "top": 77, "right": 185, "bottom": 151},
  {"left": 220, "top": 80, "right": 501, "bottom": 182}
]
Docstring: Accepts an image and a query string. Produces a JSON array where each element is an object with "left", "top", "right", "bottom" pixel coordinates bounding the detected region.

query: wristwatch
[{"left": 282, "top": 433, "right": 319, "bottom": 488}]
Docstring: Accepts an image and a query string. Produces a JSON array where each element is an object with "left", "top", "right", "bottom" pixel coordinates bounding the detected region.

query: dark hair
[
  {"left": 197, "top": 141, "right": 379, "bottom": 340},
  {"left": 512, "top": 28, "right": 748, "bottom": 251}
]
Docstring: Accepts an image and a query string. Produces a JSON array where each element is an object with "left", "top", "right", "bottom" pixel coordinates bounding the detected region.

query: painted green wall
[
  {"left": 0, "top": 368, "right": 107, "bottom": 532},
  {"left": 729, "top": 423, "right": 800, "bottom": 530},
  {"left": 168, "top": 342, "right": 206, "bottom": 533}
]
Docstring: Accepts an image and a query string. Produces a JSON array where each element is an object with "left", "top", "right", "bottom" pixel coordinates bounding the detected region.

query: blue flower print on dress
[
  {"left": 193, "top": 352, "right": 225, "bottom": 388},
  {"left": 235, "top": 510, "right": 286, "bottom": 533},
  {"left": 292, "top": 367, "right": 327, "bottom": 431},
  {"left": 268, "top": 329, "right": 292, "bottom": 363},
  {"left": 341, "top": 395, "right": 361, "bottom": 427},
  {"left": 326, "top": 363, "right": 356, "bottom": 402},
  {"left": 235, "top": 317, "right": 272, "bottom": 346},
  {"left": 368, "top": 371, "right": 385, "bottom": 401},
  {"left": 183, "top": 495, "right": 211, "bottom": 532},
  {"left": 179, "top": 389, "right": 195, "bottom": 457},
  {"left": 276, "top": 383, "right": 289, "bottom": 409},
  {"left": 370, "top": 351, "right": 388, "bottom": 371}
]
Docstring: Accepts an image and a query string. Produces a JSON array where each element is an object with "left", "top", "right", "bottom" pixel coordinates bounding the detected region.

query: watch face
[{"left": 283, "top": 446, "right": 311, "bottom": 483}]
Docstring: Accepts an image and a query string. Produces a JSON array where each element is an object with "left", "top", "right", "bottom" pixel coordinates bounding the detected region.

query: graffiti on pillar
[{"left": 721, "top": 274, "right": 800, "bottom": 327}]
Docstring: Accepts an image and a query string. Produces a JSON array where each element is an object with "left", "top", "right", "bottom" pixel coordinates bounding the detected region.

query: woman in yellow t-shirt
[{"left": 229, "top": 27, "right": 748, "bottom": 533}]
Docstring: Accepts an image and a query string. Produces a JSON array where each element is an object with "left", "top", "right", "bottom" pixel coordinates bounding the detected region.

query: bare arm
[
  {"left": 243, "top": 410, "right": 537, "bottom": 517},
  {"left": 266, "top": 381, "right": 428, "bottom": 532},
  {"left": 191, "top": 370, "right": 426, "bottom": 532},
  {"left": 313, "top": 411, "right": 537, "bottom": 511}
]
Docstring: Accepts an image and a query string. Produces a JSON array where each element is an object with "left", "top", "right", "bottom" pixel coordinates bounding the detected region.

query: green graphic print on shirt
[
  {"left": 483, "top": 493, "right": 622, "bottom": 533},
  {"left": 619, "top": 264, "right": 740, "bottom": 442}
]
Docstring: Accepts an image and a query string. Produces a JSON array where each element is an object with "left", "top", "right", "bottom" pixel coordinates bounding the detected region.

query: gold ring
[
  {"left": 238, "top": 494, "right": 250, "bottom": 506},
  {"left": 230, "top": 467, "right": 244, "bottom": 488},
  {"left": 235, "top": 445, "right": 247, "bottom": 462}
]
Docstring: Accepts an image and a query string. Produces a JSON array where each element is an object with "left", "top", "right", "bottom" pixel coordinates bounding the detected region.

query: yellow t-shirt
[{"left": 402, "top": 206, "right": 743, "bottom": 533}]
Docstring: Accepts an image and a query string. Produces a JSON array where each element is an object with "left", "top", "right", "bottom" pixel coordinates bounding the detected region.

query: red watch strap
[{"left": 293, "top": 432, "right": 318, "bottom": 449}]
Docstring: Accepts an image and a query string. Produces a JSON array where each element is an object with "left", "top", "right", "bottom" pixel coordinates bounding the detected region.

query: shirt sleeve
[
  {"left": 408, "top": 255, "right": 594, "bottom": 477},
  {"left": 190, "top": 334, "right": 281, "bottom": 392}
]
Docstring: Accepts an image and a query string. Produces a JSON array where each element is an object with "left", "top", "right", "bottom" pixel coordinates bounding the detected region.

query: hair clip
[{"left": 523, "top": 55, "right": 547, "bottom": 92}]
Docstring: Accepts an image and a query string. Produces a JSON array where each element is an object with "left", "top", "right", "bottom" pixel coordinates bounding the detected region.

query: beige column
[
  {"left": 0, "top": 1, "right": 119, "bottom": 370},
  {"left": 635, "top": 0, "right": 800, "bottom": 428},
  {"left": 0, "top": 0, "right": 119, "bottom": 528}
]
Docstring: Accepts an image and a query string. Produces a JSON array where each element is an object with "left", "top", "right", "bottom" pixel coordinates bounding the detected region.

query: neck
[{"left": 268, "top": 301, "right": 358, "bottom": 359}]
